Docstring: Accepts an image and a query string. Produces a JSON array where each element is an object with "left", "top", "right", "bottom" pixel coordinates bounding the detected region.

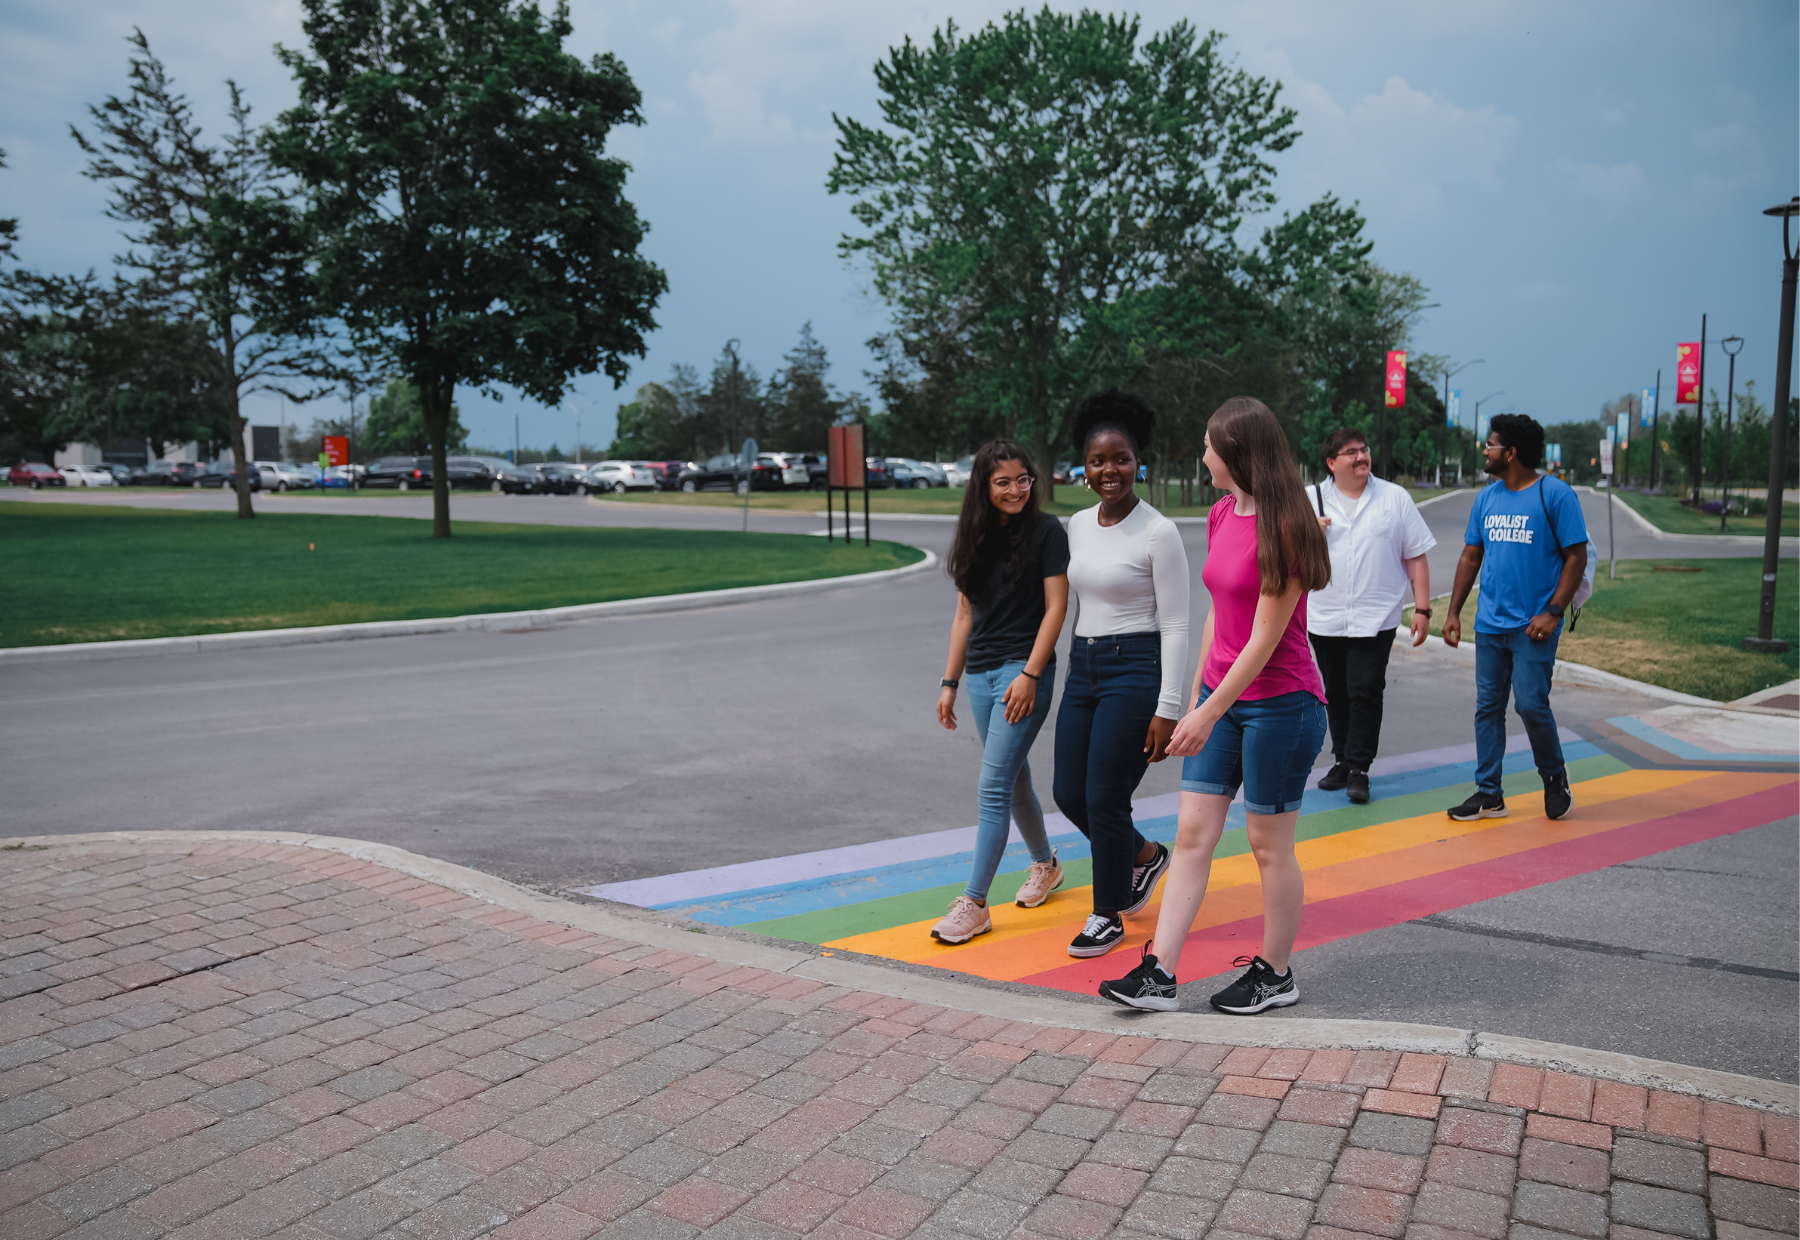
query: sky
[{"left": 3, "top": 0, "right": 1795, "bottom": 454}]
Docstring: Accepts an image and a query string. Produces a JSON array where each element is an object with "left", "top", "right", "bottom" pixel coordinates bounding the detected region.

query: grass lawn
[
  {"left": 1611, "top": 488, "right": 1799, "bottom": 538},
  {"left": 1406, "top": 558, "right": 1798, "bottom": 701},
  {"left": 0, "top": 502, "right": 923, "bottom": 647}
]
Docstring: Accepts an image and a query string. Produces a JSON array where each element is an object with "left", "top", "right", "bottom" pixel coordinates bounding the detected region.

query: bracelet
[
  {"left": 1414, "top": 606, "right": 1432, "bottom": 617},
  {"left": 1018, "top": 669, "right": 1040, "bottom": 682},
  {"left": 940, "top": 678, "right": 958, "bottom": 690}
]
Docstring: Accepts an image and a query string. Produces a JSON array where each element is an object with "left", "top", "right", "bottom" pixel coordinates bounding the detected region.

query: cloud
[{"left": 1552, "top": 157, "right": 1650, "bottom": 207}]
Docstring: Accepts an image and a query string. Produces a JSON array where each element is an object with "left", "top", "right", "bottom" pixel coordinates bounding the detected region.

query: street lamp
[
  {"left": 1381, "top": 303, "right": 1440, "bottom": 478},
  {"left": 1469, "top": 391, "right": 1504, "bottom": 480},
  {"left": 1441, "top": 359, "right": 1484, "bottom": 487},
  {"left": 1745, "top": 197, "right": 1797, "bottom": 654},
  {"left": 1719, "top": 336, "right": 1744, "bottom": 530}
]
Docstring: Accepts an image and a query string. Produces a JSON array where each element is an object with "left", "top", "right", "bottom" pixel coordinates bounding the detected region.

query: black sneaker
[
  {"left": 1543, "top": 769, "right": 1573, "bottom": 821},
  {"left": 1346, "top": 769, "right": 1371, "bottom": 805},
  {"left": 1209, "top": 955, "right": 1299, "bottom": 1014},
  {"left": 1068, "top": 913, "right": 1125, "bottom": 958},
  {"left": 1446, "top": 791, "right": 1507, "bottom": 821},
  {"left": 1317, "top": 763, "right": 1349, "bottom": 792},
  {"left": 1120, "top": 842, "right": 1171, "bottom": 915},
  {"left": 1099, "top": 945, "right": 1179, "bottom": 1011}
]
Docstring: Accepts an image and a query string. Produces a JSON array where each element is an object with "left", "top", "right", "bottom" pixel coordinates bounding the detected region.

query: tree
[
  {"left": 830, "top": 10, "right": 1305, "bottom": 480},
  {"left": 361, "top": 377, "right": 467, "bottom": 457},
  {"left": 698, "top": 341, "right": 764, "bottom": 457},
  {"left": 73, "top": 30, "right": 333, "bottom": 518},
  {"left": 266, "top": 0, "right": 667, "bottom": 538},
  {"left": 766, "top": 323, "right": 847, "bottom": 452}
]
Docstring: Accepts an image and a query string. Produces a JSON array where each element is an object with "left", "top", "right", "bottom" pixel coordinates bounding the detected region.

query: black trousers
[{"left": 1308, "top": 631, "right": 1396, "bottom": 771}]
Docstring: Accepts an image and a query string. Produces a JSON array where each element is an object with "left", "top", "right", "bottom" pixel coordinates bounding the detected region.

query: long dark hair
[
  {"left": 948, "top": 440, "right": 1042, "bottom": 598},
  {"left": 1206, "top": 398, "right": 1331, "bottom": 596}
]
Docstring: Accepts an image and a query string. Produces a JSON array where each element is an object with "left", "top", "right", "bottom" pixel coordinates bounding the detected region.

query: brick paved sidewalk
[{"left": 1, "top": 839, "right": 1795, "bottom": 1240}]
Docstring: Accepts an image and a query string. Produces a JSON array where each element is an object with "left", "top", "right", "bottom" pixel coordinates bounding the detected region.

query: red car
[{"left": 9, "top": 462, "right": 67, "bottom": 489}]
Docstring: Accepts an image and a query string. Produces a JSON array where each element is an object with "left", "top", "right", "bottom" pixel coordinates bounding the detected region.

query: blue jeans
[
  {"left": 1053, "top": 632, "right": 1161, "bottom": 916},
  {"left": 1181, "top": 686, "right": 1327, "bottom": 814},
  {"left": 1475, "top": 625, "right": 1566, "bottom": 795},
  {"left": 963, "top": 658, "right": 1057, "bottom": 901}
]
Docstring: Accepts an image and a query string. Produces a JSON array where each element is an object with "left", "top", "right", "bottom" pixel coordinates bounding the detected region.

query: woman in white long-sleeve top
[{"left": 1053, "top": 389, "right": 1190, "bottom": 959}]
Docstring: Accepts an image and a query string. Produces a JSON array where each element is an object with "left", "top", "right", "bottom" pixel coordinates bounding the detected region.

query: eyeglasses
[
  {"left": 991, "top": 476, "right": 1034, "bottom": 492},
  {"left": 1332, "top": 447, "right": 1371, "bottom": 460}
]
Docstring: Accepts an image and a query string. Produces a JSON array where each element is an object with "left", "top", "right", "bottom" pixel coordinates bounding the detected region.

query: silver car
[{"left": 582, "top": 461, "right": 656, "bottom": 494}]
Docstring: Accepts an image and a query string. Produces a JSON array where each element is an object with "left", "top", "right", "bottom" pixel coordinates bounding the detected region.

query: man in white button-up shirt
[{"left": 1306, "top": 429, "right": 1436, "bottom": 804}]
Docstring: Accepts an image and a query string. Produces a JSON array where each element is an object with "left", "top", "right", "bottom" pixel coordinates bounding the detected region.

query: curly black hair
[
  {"left": 1071, "top": 388, "right": 1156, "bottom": 457},
  {"left": 1488, "top": 413, "right": 1546, "bottom": 470}
]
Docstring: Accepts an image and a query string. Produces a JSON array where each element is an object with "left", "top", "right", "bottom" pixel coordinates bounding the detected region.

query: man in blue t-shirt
[{"left": 1442, "top": 414, "right": 1588, "bottom": 823}]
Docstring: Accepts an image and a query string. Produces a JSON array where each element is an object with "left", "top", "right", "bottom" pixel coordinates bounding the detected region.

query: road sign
[
  {"left": 322, "top": 435, "right": 348, "bottom": 466},
  {"left": 740, "top": 438, "right": 758, "bottom": 472},
  {"left": 827, "top": 425, "right": 866, "bottom": 488}
]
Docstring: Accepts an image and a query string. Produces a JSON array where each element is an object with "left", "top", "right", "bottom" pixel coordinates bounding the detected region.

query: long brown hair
[
  {"left": 1206, "top": 398, "right": 1331, "bottom": 596},
  {"left": 948, "top": 441, "right": 1043, "bottom": 597}
]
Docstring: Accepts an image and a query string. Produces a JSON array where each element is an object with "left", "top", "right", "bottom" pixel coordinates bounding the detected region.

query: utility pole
[
  {"left": 1648, "top": 370, "right": 1661, "bottom": 490},
  {"left": 1442, "top": 360, "right": 1484, "bottom": 487},
  {"left": 1746, "top": 198, "right": 1796, "bottom": 653},
  {"left": 1691, "top": 314, "right": 1707, "bottom": 504},
  {"left": 1720, "top": 336, "right": 1744, "bottom": 528}
]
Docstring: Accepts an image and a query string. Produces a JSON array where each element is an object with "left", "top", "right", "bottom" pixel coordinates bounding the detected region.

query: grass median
[
  {"left": 0, "top": 502, "right": 925, "bottom": 647},
  {"left": 1611, "top": 488, "right": 1799, "bottom": 538},
  {"left": 1406, "top": 557, "right": 1798, "bottom": 701}
]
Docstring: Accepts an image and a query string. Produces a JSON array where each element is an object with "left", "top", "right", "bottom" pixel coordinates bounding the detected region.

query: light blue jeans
[{"left": 963, "top": 657, "right": 1056, "bottom": 901}]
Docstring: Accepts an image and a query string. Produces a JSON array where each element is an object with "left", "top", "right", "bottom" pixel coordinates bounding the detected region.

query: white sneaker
[
  {"left": 930, "top": 895, "right": 992, "bottom": 944},
  {"left": 1014, "top": 851, "right": 1064, "bottom": 908}
]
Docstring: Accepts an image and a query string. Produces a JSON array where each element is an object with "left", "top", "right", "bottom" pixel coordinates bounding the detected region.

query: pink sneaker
[
  {"left": 930, "top": 896, "right": 992, "bottom": 944},
  {"left": 1014, "top": 850, "right": 1064, "bottom": 908}
]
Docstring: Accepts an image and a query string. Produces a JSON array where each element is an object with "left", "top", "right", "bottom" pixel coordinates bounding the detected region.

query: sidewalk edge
[
  {"left": 6, "top": 828, "right": 1793, "bottom": 1114},
  {"left": 1395, "top": 632, "right": 1724, "bottom": 707},
  {"left": 0, "top": 548, "right": 936, "bottom": 667}
]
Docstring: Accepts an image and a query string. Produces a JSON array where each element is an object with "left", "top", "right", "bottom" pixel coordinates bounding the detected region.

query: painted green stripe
[{"left": 739, "top": 754, "right": 1628, "bottom": 945}]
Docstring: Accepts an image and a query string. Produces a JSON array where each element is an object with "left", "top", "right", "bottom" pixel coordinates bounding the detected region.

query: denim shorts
[{"left": 1180, "top": 686, "right": 1328, "bottom": 814}]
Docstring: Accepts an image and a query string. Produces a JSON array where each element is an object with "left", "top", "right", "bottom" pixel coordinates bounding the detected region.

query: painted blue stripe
[
  {"left": 1608, "top": 715, "right": 1798, "bottom": 765},
  {"left": 656, "top": 742, "right": 1603, "bottom": 926}
]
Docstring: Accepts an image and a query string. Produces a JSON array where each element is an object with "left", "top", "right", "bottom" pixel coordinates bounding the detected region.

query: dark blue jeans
[
  {"left": 1475, "top": 625, "right": 1566, "bottom": 795},
  {"left": 1053, "top": 632, "right": 1161, "bottom": 916}
]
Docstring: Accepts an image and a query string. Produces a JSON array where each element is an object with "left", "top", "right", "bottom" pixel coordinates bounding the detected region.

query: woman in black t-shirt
[{"left": 932, "top": 441, "right": 1072, "bottom": 945}]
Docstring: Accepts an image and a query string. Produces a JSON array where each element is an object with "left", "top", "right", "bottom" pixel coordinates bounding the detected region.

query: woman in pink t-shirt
[{"left": 1100, "top": 398, "right": 1331, "bottom": 1016}]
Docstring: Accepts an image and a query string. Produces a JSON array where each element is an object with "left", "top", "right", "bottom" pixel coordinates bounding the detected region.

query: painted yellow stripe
[{"left": 825, "top": 767, "right": 1718, "bottom": 971}]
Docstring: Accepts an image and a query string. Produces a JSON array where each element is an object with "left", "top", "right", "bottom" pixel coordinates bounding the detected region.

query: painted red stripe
[{"left": 1020, "top": 780, "right": 1797, "bottom": 992}]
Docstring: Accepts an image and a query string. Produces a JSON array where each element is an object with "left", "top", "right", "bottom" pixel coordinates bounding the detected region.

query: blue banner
[
  {"left": 1448, "top": 389, "right": 1461, "bottom": 429},
  {"left": 1640, "top": 386, "right": 1655, "bottom": 428}
]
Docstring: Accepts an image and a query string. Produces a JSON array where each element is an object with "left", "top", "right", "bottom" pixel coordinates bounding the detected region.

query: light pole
[
  {"left": 1690, "top": 314, "right": 1707, "bottom": 504},
  {"left": 1441, "top": 359, "right": 1484, "bottom": 487},
  {"left": 1719, "top": 336, "right": 1744, "bottom": 529},
  {"left": 1381, "top": 303, "right": 1439, "bottom": 480},
  {"left": 1746, "top": 197, "right": 1796, "bottom": 654},
  {"left": 1470, "top": 391, "right": 1504, "bottom": 479}
]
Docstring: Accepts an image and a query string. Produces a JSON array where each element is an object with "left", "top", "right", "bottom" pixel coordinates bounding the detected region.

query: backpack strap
[
  {"left": 1537, "top": 477, "right": 1565, "bottom": 554},
  {"left": 1314, "top": 482, "right": 1324, "bottom": 516}
]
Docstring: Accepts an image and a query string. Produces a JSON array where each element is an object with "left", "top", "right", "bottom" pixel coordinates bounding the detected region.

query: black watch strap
[
  {"left": 941, "top": 678, "right": 959, "bottom": 689},
  {"left": 1546, "top": 603, "right": 1565, "bottom": 618}
]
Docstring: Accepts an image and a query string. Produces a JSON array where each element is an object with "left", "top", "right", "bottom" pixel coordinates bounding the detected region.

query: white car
[
  {"left": 59, "top": 465, "right": 117, "bottom": 487},
  {"left": 254, "top": 461, "right": 315, "bottom": 491},
  {"left": 582, "top": 461, "right": 655, "bottom": 494},
  {"left": 758, "top": 453, "right": 811, "bottom": 489},
  {"left": 942, "top": 458, "right": 972, "bottom": 487}
]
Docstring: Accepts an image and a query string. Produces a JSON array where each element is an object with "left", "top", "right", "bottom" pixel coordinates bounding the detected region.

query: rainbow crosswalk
[{"left": 587, "top": 712, "right": 1798, "bottom": 995}]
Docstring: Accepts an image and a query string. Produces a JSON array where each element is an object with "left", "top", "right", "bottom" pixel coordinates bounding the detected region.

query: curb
[
  {"left": 6, "top": 828, "right": 1793, "bottom": 1114},
  {"left": 1574, "top": 485, "right": 1800, "bottom": 549},
  {"left": 0, "top": 547, "right": 937, "bottom": 667},
  {"left": 1395, "top": 631, "right": 1725, "bottom": 706}
]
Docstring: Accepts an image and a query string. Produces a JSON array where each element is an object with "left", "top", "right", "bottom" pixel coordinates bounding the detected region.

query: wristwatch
[
  {"left": 940, "top": 678, "right": 959, "bottom": 690},
  {"left": 1545, "top": 603, "right": 1565, "bottom": 618}
]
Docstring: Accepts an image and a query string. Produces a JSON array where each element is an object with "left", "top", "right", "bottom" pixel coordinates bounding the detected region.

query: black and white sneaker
[
  {"left": 1543, "top": 769, "right": 1573, "bottom": 821},
  {"left": 1346, "top": 769, "right": 1371, "bottom": 805},
  {"left": 1068, "top": 913, "right": 1125, "bottom": 958},
  {"left": 1120, "top": 842, "right": 1171, "bottom": 915},
  {"left": 1099, "top": 945, "right": 1179, "bottom": 1011},
  {"left": 1317, "top": 763, "right": 1349, "bottom": 792},
  {"left": 1209, "top": 955, "right": 1299, "bottom": 1014},
  {"left": 1446, "top": 791, "right": 1507, "bottom": 821}
]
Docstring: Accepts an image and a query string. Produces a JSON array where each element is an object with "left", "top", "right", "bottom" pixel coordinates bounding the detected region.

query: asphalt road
[{"left": 3, "top": 484, "right": 1795, "bottom": 1078}]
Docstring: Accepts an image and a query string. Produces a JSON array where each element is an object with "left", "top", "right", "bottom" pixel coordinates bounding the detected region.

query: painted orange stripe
[{"left": 831, "top": 769, "right": 1778, "bottom": 982}]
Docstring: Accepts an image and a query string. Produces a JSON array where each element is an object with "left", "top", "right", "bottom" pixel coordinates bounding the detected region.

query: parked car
[
  {"left": 59, "top": 465, "right": 117, "bottom": 487},
  {"left": 256, "top": 460, "right": 315, "bottom": 491},
  {"left": 803, "top": 454, "right": 829, "bottom": 489},
  {"left": 633, "top": 460, "right": 689, "bottom": 491},
  {"left": 489, "top": 463, "right": 537, "bottom": 493},
  {"left": 364, "top": 456, "right": 432, "bottom": 489},
  {"left": 9, "top": 462, "right": 67, "bottom": 488},
  {"left": 132, "top": 460, "right": 207, "bottom": 486},
  {"left": 198, "top": 464, "right": 262, "bottom": 490},
  {"left": 758, "top": 453, "right": 811, "bottom": 489},
  {"left": 888, "top": 457, "right": 947, "bottom": 488},
  {"left": 529, "top": 462, "right": 586, "bottom": 494},
  {"left": 676, "top": 454, "right": 780, "bottom": 493},
  {"left": 582, "top": 461, "right": 656, "bottom": 494},
  {"left": 941, "top": 457, "right": 972, "bottom": 487},
  {"left": 96, "top": 462, "right": 136, "bottom": 486}
]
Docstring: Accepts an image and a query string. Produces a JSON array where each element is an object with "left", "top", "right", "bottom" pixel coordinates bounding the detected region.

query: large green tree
[
  {"left": 266, "top": 0, "right": 667, "bottom": 537},
  {"left": 74, "top": 30, "right": 331, "bottom": 517},
  {"left": 361, "top": 377, "right": 467, "bottom": 457},
  {"left": 829, "top": 10, "right": 1306, "bottom": 480}
]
